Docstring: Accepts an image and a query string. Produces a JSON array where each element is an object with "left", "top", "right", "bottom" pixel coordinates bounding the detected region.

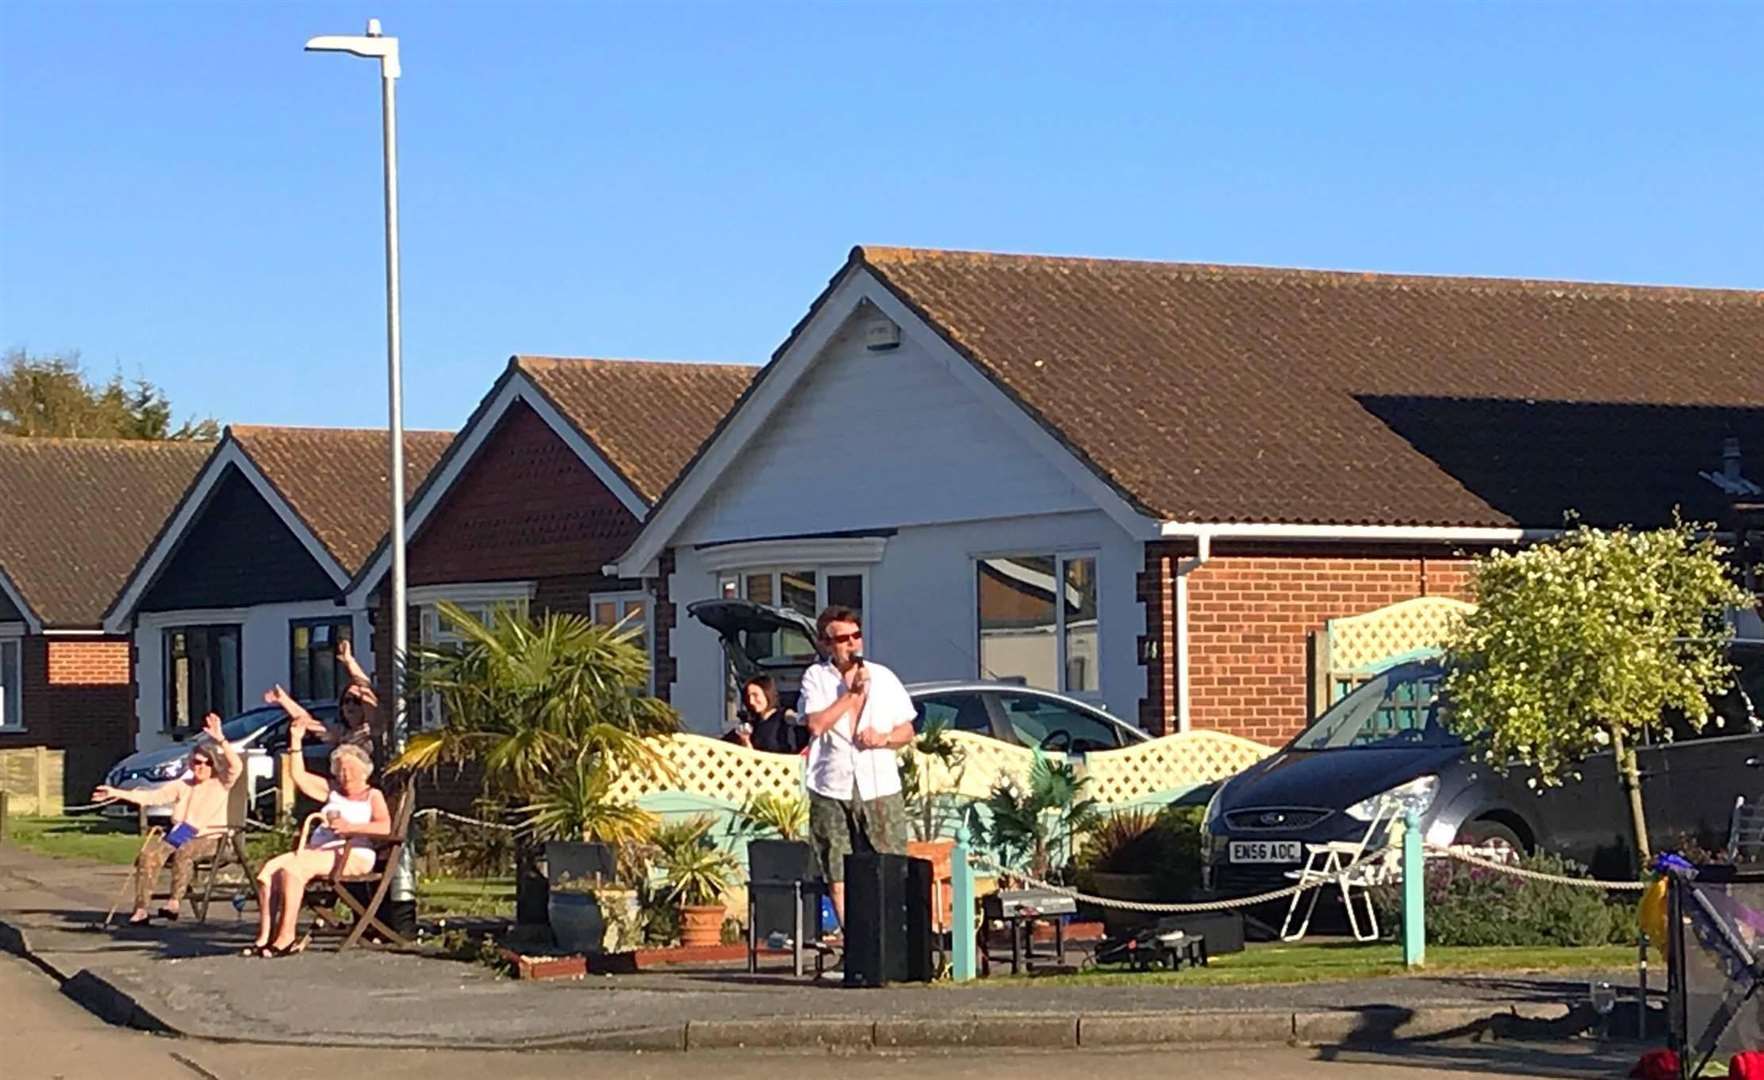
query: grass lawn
[
  {"left": 1014, "top": 940, "right": 1636, "bottom": 987},
  {"left": 5, "top": 815, "right": 514, "bottom": 918}
]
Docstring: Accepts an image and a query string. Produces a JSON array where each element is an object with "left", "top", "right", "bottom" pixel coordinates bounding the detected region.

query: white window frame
[
  {"left": 973, "top": 549, "right": 1101, "bottom": 702},
  {"left": 410, "top": 582, "right": 534, "bottom": 728},
  {"left": 714, "top": 566, "right": 872, "bottom": 634},
  {"left": 589, "top": 590, "right": 655, "bottom": 693},
  {"left": 0, "top": 625, "right": 24, "bottom": 732}
]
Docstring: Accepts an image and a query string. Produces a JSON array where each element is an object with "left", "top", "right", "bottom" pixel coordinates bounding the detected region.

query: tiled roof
[
  {"left": 229, "top": 426, "right": 454, "bottom": 573},
  {"left": 853, "top": 246, "right": 1764, "bottom": 529},
  {"left": 0, "top": 437, "right": 210, "bottom": 627},
  {"left": 514, "top": 357, "right": 757, "bottom": 505}
]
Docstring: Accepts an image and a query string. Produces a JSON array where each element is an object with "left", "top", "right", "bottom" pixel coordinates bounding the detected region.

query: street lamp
[{"left": 305, "top": 18, "right": 413, "bottom": 907}]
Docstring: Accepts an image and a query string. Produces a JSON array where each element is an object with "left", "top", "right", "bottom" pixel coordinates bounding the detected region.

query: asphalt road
[{"left": 1, "top": 953, "right": 1639, "bottom": 1080}]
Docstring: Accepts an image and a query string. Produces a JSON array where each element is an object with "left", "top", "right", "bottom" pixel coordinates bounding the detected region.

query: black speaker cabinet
[
  {"left": 1153, "top": 910, "right": 1245, "bottom": 957},
  {"left": 843, "top": 852, "right": 933, "bottom": 986}
]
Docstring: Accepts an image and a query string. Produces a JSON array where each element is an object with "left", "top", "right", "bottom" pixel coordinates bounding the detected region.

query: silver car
[{"left": 907, "top": 681, "right": 1149, "bottom": 753}]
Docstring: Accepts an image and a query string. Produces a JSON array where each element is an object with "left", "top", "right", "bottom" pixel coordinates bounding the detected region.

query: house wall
[
  {"left": 0, "top": 636, "right": 134, "bottom": 801},
  {"left": 1177, "top": 548, "right": 1473, "bottom": 744},
  {"left": 132, "top": 600, "right": 369, "bottom": 752}
]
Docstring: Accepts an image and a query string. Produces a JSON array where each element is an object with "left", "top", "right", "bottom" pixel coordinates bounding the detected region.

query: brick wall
[
  {"left": 652, "top": 549, "right": 676, "bottom": 704},
  {"left": 1177, "top": 548, "right": 1474, "bottom": 744},
  {"left": 0, "top": 637, "right": 135, "bottom": 801},
  {"left": 1135, "top": 545, "right": 1176, "bottom": 735}
]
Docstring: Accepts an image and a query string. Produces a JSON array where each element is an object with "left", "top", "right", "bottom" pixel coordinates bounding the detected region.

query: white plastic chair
[{"left": 1280, "top": 796, "right": 1402, "bottom": 943}]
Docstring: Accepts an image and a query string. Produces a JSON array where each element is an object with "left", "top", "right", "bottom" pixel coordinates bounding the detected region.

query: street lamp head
[{"left": 305, "top": 19, "right": 400, "bottom": 79}]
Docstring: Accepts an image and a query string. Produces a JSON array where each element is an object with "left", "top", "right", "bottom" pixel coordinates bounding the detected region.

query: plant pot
[
  {"left": 1089, "top": 871, "right": 1161, "bottom": 935},
  {"left": 548, "top": 887, "right": 639, "bottom": 954},
  {"left": 679, "top": 903, "right": 725, "bottom": 948}
]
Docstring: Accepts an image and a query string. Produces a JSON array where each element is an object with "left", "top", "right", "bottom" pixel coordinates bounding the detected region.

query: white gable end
[{"left": 676, "top": 311, "right": 1096, "bottom": 545}]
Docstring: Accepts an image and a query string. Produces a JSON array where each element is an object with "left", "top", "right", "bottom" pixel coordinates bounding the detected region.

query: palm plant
[
  {"left": 975, "top": 751, "right": 1100, "bottom": 881},
  {"left": 898, "top": 713, "right": 969, "bottom": 840},
  {"left": 732, "top": 792, "right": 808, "bottom": 842}
]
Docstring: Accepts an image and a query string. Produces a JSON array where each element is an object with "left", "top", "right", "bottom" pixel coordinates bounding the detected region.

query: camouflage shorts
[{"left": 807, "top": 789, "right": 907, "bottom": 883}]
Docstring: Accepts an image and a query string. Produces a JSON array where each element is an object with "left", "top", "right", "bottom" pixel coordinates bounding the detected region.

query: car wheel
[{"left": 1455, "top": 819, "right": 1526, "bottom": 859}]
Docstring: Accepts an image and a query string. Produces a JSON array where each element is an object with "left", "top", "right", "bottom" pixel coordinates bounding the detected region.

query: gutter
[
  {"left": 1171, "top": 532, "right": 1211, "bottom": 733},
  {"left": 1158, "top": 521, "right": 1544, "bottom": 543}
]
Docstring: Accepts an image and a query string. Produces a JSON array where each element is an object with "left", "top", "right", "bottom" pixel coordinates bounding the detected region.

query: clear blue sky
[{"left": 3, "top": 2, "right": 1760, "bottom": 432}]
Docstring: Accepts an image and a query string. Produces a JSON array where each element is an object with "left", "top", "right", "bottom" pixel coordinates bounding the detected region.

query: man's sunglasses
[{"left": 825, "top": 630, "right": 863, "bottom": 645}]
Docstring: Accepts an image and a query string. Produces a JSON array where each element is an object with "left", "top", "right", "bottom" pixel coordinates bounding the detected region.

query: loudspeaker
[
  {"left": 1154, "top": 911, "right": 1245, "bottom": 957},
  {"left": 843, "top": 852, "right": 933, "bottom": 986}
]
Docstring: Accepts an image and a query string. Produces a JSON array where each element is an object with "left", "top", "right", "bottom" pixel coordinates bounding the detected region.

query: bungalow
[
  {"left": 341, "top": 356, "right": 754, "bottom": 734},
  {"left": 613, "top": 246, "right": 1764, "bottom": 741},
  {"left": 103, "top": 426, "right": 453, "bottom": 753},
  {"left": 0, "top": 436, "right": 210, "bottom": 798}
]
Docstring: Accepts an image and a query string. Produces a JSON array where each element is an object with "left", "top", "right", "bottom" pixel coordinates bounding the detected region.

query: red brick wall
[
  {"left": 1136, "top": 546, "right": 1176, "bottom": 735},
  {"left": 1179, "top": 548, "right": 1474, "bottom": 744},
  {"left": 0, "top": 637, "right": 135, "bottom": 801},
  {"left": 408, "top": 400, "right": 643, "bottom": 586}
]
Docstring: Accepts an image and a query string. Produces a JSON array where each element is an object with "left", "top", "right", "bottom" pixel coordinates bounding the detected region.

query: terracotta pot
[{"left": 680, "top": 904, "right": 725, "bottom": 948}]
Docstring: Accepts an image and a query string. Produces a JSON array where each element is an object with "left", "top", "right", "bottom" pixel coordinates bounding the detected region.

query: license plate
[{"left": 1229, "top": 840, "right": 1302, "bottom": 863}]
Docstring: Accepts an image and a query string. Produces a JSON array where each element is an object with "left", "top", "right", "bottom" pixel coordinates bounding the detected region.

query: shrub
[
  {"left": 1077, "top": 803, "right": 1205, "bottom": 899},
  {"left": 1369, "top": 850, "right": 1634, "bottom": 947}
]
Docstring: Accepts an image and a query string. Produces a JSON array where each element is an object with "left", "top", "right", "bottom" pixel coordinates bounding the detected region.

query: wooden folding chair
[
  {"left": 299, "top": 785, "right": 415, "bottom": 950},
  {"left": 189, "top": 825, "right": 257, "bottom": 922}
]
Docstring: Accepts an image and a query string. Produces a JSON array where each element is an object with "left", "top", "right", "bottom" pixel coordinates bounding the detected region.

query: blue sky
[{"left": 3, "top": 2, "right": 1760, "bottom": 432}]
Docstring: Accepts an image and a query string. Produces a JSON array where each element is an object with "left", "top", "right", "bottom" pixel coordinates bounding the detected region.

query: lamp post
[{"left": 305, "top": 19, "right": 412, "bottom": 906}]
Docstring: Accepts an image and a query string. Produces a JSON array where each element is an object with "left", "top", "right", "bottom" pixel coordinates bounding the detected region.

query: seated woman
[
  {"left": 249, "top": 685, "right": 390, "bottom": 957},
  {"left": 93, "top": 712, "right": 242, "bottom": 925},
  {"left": 723, "top": 675, "right": 809, "bottom": 754}
]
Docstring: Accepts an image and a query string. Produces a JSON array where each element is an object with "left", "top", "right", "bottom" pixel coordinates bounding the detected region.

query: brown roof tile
[
  {"left": 514, "top": 357, "right": 757, "bottom": 504},
  {"left": 854, "top": 246, "right": 1764, "bottom": 528},
  {"left": 230, "top": 426, "right": 455, "bottom": 573},
  {"left": 0, "top": 437, "right": 210, "bottom": 627}
]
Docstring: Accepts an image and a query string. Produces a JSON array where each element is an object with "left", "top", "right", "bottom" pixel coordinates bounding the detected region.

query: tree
[
  {"left": 0, "top": 348, "right": 219, "bottom": 440},
  {"left": 1443, "top": 521, "right": 1751, "bottom": 867},
  {"left": 393, "top": 602, "right": 679, "bottom": 919}
]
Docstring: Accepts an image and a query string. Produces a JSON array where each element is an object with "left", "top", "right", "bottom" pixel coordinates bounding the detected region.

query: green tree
[
  {"left": 1444, "top": 521, "right": 1750, "bottom": 867},
  {"left": 0, "top": 347, "right": 218, "bottom": 440},
  {"left": 393, "top": 602, "right": 679, "bottom": 915}
]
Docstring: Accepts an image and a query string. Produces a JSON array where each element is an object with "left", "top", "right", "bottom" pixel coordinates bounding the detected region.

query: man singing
[{"left": 799, "top": 605, "right": 916, "bottom": 928}]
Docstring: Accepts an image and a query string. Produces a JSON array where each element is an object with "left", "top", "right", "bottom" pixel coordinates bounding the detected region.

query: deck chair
[
  {"left": 1730, "top": 795, "right": 1764, "bottom": 864},
  {"left": 298, "top": 784, "right": 415, "bottom": 950},
  {"left": 1280, "top": 796, "right": 1402, "bottom": 943},
  {"left": 103, "top": 824, "right": 256, "bottom": 925}
]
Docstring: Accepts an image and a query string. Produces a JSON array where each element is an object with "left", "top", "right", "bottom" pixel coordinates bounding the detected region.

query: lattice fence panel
[
  {"left": 921, "top": 730, "right": 1055, "bottom": 801},
  {"left": 1327, "top": 596, "right": 1475, "bottom": 673},
  {"left": 606, "top": 733, "right": 803, "bottom": 806},
  {"left": 1081, "top": 731, "right": 1274, "bottom": 806}
]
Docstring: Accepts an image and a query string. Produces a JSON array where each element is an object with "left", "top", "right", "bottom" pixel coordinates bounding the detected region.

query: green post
[
  {"left": 0, "top": 790, "right": 8, "bottom": 845},
  {"left": 952, "top": 822, "right": 976, "bottom": 982},
  {"left": 1402, "top": 808, "right": 1425, "bottom": 968}
]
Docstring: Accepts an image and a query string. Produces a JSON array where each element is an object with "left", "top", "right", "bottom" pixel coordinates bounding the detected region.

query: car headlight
[
  {"left": 1201, "top": 778, "right": 1230, "bottom": 832},
  {"left": 1345, "top": 775, "right": 1438, "bottom": 822},
  {"left": 145, "top": 758, "right": 188, "bottom": 781}
]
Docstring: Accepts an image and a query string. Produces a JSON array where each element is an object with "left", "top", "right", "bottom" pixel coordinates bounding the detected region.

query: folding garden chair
[
  {"left": 102, "top": 824, "right": 256, "bottom": 925},
  {"left": 299, "top": 784, "right": 415, "bottom": 950},
  {"left": 1729, "top": 795, "right": 1764, "bottom": 864},
  {"left": 1280, "top": 795, "right": 1401, "bottom": 943}
]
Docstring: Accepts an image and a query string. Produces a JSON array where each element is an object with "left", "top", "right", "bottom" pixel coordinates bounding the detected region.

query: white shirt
[{"left": 800, "top": 658, "right": 915, "bottom": 801}]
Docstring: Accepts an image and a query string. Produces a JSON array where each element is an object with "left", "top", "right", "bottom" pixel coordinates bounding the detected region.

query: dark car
[
  {"left": 1204, "top": 641, "right": 1764, "bottom": 897},
  {"left": 688, "top": 598, "right": 1147, "bottom": 752}
]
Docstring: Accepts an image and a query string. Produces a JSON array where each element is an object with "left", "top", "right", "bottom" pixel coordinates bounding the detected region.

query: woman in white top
[{"left": 248, "top": 685, "right": 390, "bottom": 957}]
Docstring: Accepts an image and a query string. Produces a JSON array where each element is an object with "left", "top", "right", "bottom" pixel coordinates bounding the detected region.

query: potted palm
[
  {"left": 652, "top": 816, "right": 740, "bottom": 947},
  {"left": 394, "top": 602, "right": 677, "bottom": 926}
]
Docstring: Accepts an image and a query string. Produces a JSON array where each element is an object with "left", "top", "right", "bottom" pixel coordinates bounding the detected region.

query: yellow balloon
[{"left": 1638, "top": 877, "right": 1670, "bottom": 955}]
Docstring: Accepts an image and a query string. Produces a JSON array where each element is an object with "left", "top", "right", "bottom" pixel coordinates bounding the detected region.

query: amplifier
[
  {"left": 991, "top": 889, "right": 1078, "bottom": 919},
  {"left": 843, "top": 853, "right": 934, "bottom": 987}
]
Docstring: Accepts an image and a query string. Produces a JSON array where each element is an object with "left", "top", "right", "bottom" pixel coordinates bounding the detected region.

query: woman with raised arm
[
  {"left": 247, "top": 684, "right": 390, "bottom": 957},
  {"left": 93, "top": 712, "right": 241, "bottom": 925}
]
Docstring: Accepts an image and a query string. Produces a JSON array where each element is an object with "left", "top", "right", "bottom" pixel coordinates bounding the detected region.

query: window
[
  {"left": 1661, "top": 652, "right": 1764, "bottom": 743},
  {"left": 163, "top": 625, "right": 242, "bottom": 731},
  {"left": 591, "top": 592, "right": 652, "bottom": 682},
  {"left": 716, "top": 566, "right": 869, "bottom": 662},
  {"left": 915, "top": 693, "right": 994, "bottom": 737},
  {"left": 289, "top": 618, "right": 354, "bottom": 702},
  {"left": 976, "top": 553, "right": 1098, "bottom": 696},
  {"left": 996, "top": 691, "right": 1123, "bottom": 752},
  {"left": 0, "top": 637, "right": 21, "bottom": 731},
  {"left": 414, "top": 591, "right": 531, "bottom": 728}
]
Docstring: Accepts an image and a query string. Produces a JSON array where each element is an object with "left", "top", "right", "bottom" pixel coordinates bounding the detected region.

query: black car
[{"left": 1204, "top": 640, "right": 1764, "bottom": 897}]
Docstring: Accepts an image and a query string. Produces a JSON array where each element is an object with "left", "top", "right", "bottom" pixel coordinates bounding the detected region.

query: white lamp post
[{"left": 305, "top": 18, "right": 412, "bottom": 905}]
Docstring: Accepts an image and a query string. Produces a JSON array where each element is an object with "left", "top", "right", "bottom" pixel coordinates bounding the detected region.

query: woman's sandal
[
  {"left": 239, "top": 944, "right": 270, "bottom": 957},
  {"left": 126, "top": 913, "right": 152, "bottom": 927},
  {"left": 157, "top": 909, "right": 180, "bottom": 922}
]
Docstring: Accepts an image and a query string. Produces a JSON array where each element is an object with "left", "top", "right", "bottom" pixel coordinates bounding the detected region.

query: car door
[
  {"left": 1532, "top": 737, "right": 1674, "bottom": 878},
  {"left": 914, "top": 693, "right": 998, "bottom": 740},
  {"left": 992, "top": 691, "right": 1125, "bottom": 752},
  {"left": 1658, "top": 648, "right": 1764, "bottom": 854}
]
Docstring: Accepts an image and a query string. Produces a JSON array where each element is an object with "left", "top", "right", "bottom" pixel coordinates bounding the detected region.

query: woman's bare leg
[{"left": 269, "top": 867, "right": 311, "bottom": 950}]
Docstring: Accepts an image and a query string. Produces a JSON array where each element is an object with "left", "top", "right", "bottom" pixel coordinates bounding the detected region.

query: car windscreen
[
  {"left": 1290, "top": 662, "right": 1459, "bottom": 750},
  {"left": 219, "top": 705, "right": 287, "bottom": 742}
]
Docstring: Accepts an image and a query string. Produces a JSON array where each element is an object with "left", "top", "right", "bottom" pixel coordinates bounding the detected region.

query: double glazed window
[
  {"left": 591, "top": 592, "right": 652, "bottom": 685},
  {"left": 416, "top": 596, "right": 529, "bottom": 728},
  {"left": 716, "top": 567, "right": 867, "bottom": 663},
  {"left": 164, "top": 625, "right": 242, "bottom": 731},
  {"left": 289, "top": 618, "right": 354, "bottom": 703},
  {"left": 0, "top": 637, "right": 20, "bottom": 731},
  {"left": 976, "top": 553, "right": 1098, "bottom": 696}
]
